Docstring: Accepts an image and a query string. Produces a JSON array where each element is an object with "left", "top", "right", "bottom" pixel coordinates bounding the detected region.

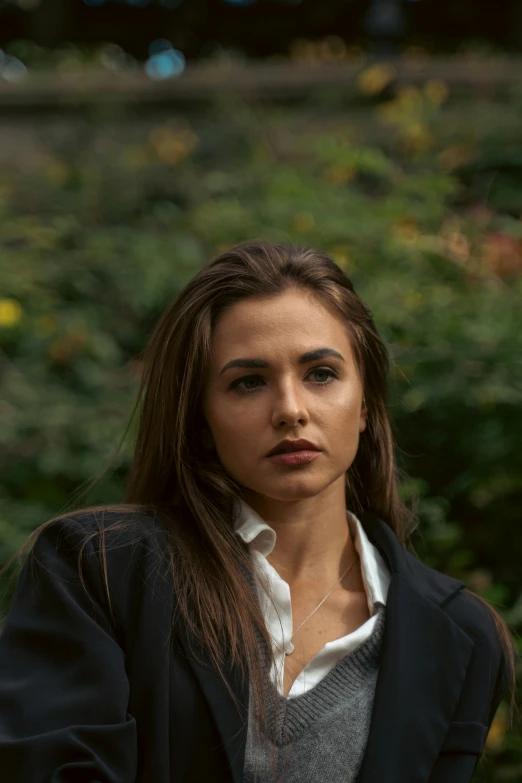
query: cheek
[
  {"left": 325, "top": 389, "right": 361, "bottom": 421},
  {"left": 323, "top": 396, "right": 364, "bottom": 446},
  {"left": 211, "top": 402, "right": 262, "bottom": 457}
]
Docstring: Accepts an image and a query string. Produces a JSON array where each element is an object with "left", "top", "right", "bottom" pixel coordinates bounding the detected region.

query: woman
[{"left": 0, "top": 240, "right": 516, "bottom": 782}]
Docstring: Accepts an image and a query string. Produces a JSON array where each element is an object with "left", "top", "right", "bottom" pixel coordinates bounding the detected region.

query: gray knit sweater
[{"left": 243, "top": 604, "right": 386, "bottom": 783}]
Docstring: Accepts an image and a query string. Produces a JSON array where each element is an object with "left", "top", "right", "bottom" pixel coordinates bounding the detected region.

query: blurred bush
[{"left": 1, "top": 77, "right": 521, "bottom": 778}]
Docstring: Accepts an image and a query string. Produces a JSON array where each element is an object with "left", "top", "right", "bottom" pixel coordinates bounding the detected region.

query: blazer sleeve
[
  {"left": 428, "top": 594, "right": 512, "bottom": 783},
  {"left": 0, "top": 516, "right": 137, "bottom": 782}
]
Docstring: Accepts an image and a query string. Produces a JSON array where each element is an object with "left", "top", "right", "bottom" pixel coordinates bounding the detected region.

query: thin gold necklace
[{"left": 285, "top": 554, "right": 359, "bottom": 655}]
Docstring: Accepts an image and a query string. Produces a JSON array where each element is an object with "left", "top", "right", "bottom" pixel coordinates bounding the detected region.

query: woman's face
[{"left": 202, "top": 288, "right": 367, "bottom": 505}]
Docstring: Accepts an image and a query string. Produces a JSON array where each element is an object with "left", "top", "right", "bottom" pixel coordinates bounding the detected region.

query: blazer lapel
[
  {"left": 176, "top": 511, "right": 476, "bottom": 783},
  {"left": 174, "top": 601, "right": 250, "bottom": 783},
  {"left": 356, "top": 511, "right": 476, "bottom": 782}
]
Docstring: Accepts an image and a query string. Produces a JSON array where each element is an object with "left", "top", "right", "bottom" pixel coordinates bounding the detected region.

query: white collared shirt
[{"left": 233, "top": 499, "right": 392, "bottom": 699}]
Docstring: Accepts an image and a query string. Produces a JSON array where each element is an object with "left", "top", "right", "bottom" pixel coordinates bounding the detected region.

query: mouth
[
  {"left": 266, "top": 449, "right": 322, "bottom": 466},
  {"left": 266, "top": 439, "right": 321, "bottom": 457}
]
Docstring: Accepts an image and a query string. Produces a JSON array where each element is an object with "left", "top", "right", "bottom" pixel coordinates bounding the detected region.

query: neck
[{"left": 241, "top": 485, "right": 361, "bottom": 590}]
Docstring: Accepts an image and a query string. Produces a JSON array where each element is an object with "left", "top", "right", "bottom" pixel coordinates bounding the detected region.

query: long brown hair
[{"left": 3, "top": 239, "right": 518, "bottom": 755}]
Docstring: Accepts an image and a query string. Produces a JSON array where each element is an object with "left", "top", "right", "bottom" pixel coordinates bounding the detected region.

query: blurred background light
[
  {"left": 1, "top": 55, "right": 28, "bottom": 82},
  {"left": 149, "top": 39, "right": 174, "bottom": 57},
  {"left": 145, "top": 44, "right": 185, "bottom": 79},
  {"left": 100, "top": 43, "right": 132, "bottom": 71}
]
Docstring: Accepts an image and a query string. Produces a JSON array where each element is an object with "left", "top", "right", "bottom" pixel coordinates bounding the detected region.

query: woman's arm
[
  {"left": 428, "top": 608, "right": 511, "bottom": 783},
  {"left": 0, "top": 517, "right": 137, "bottom": 782}
]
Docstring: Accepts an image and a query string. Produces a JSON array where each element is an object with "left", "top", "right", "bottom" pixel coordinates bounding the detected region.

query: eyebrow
[{"left": 219, "top": 348, "right": 346, "bottom": 376}]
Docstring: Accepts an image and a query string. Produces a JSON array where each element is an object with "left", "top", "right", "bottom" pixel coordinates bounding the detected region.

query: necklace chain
[{"left": 289, "top": 554, "right": 358, "bottom": 643}]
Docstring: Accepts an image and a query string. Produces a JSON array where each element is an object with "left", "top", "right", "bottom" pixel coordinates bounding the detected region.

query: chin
[{"left": 246, "top": 476, "right": 332, "bottom": 503}]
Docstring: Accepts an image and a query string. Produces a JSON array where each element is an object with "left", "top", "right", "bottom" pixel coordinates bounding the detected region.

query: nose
[{"left": 270, "top": 377, "right": 310, "bottom": 429}]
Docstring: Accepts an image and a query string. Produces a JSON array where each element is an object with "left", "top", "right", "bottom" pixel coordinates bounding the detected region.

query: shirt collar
[
  {"left": 232, "top": 498, "right": 390, "bottom": 608},
  {"left": 232, "top": 498, "right": 276, "bottom": 557}
]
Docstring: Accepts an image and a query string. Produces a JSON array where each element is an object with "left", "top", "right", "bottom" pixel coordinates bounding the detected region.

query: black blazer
[{"left": 0, "top": 509, "right": 509, "bottom": 783}]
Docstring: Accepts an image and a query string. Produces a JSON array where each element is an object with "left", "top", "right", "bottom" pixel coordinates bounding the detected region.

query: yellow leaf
[
  {"left": 486, "top": 712, "right": 507, "bottom": 750},
  {"left": 0, "top": 298, "right": 23, "bottom": 327},
  {"left": 403, "top": 122, "right": 433, "bottom": 151},
  {"left": 357, "top": 64, "right": 396, "bottom": 96}
]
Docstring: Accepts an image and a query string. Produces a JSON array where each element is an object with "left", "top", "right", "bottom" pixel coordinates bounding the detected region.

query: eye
[{"left": 229, "top": 366, "right": 338, "bottom": 394}]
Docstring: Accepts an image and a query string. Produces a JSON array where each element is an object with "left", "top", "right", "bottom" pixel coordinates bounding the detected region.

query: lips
[{"left": 266, "top": 438, "right": 320, "bottom": 457}]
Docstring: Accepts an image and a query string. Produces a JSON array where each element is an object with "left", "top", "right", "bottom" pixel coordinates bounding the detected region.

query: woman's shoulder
[
  {"left": 22, "top": 505, "right": 179, "bottom": 628},
  {"left": 403, "top": 545, "right": 504, "bottom": 655},
  {"left": 36, "top": 505, "right": 167, "bottom": 545},
  {"left": 444, "top": 585, "right": 505, "bottom": 655},
  {"left": 28, "top": 505, "right": 172, "bottom": 584}
]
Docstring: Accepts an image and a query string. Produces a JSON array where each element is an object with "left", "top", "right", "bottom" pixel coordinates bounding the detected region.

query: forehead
[{"left": 210, "top": 289, "right": 353, "bottom": 362}]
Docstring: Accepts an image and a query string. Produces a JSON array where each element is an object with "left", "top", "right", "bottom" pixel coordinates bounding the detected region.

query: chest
[{"left": 282, "top": 590, "right": 371, "bottom": 697}]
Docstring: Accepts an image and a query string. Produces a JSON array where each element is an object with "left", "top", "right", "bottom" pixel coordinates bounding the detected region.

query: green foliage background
[{"left": 1, "top": 76, "right": 521, "bottom": 778}]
